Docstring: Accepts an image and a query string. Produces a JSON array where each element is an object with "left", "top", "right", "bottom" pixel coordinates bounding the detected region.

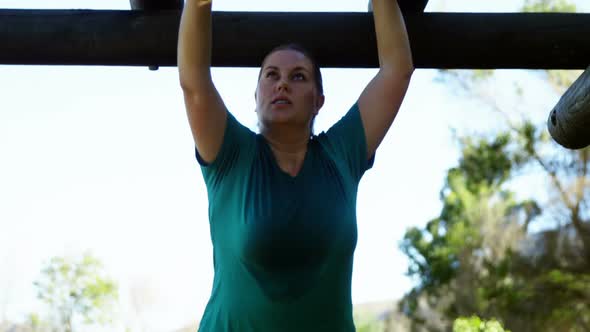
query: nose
[{"left": 276, "top": 78, "right": 289, "bottom": 92}]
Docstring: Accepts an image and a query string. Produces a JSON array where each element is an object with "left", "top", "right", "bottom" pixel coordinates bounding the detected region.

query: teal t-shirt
[{"left": 196, "top": 103, "right": 374, "bottom": 332}]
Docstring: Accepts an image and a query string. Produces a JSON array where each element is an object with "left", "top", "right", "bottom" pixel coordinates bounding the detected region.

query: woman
[{"left": 177, "top": 0, "right": 413, "bottom": 331}]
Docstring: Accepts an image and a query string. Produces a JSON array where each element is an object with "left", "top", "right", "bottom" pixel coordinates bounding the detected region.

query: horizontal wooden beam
[
  {"left": 548, "top": 66, "right": 590, "bottom": 149},
  {"left": 1, "top": 10, "right": 589, "bottom": 69},
  {"left": 128, "top": 0, "right": 183, "bottom": 70}
]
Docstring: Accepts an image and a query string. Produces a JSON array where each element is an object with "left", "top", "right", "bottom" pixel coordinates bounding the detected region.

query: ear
[
  {"left": 254, "top": 89, "right": 258, "bottom": 111},
  {"left": 314, "top": 95, "right": 325, "bottom": 115}
]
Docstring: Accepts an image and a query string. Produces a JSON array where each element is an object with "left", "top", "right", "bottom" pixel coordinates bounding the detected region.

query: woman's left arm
[{"left": 358, "top": 0, "right": 414, "bottom": 159}]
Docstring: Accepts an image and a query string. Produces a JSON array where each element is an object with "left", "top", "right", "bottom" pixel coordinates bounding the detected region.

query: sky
[{"left": 0, "top": 0, "right": 587, "bottom": 331}]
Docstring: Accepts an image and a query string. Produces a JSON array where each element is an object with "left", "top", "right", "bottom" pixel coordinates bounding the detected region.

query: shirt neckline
[{"left": 258, "top": 135, "right": 314, "bottom": 180}]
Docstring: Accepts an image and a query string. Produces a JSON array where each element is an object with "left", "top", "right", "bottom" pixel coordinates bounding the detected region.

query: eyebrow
[{"left": 263, "top": 66, "right": 311, "bottom": 73}]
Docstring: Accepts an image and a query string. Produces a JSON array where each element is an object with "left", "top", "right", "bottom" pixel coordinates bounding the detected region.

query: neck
[
  {"left": 261, "top": 124, "right": 311, "bottom": 176},
  {"left": 261, "top": 123, "right": 311, "bottom": 152}
]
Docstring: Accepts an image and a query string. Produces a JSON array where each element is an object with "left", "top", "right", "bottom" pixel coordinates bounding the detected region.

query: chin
[{"left": 263, "top": 110, "right": 294, "bottom": 123}]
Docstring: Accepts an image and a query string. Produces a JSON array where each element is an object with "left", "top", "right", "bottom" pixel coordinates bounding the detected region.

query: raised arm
[
  {"left": 358, "top": 0, "right": 414, "bottom": 159},
  {"left": 178, "top": 0, "right": 227, "bottom": 163}
]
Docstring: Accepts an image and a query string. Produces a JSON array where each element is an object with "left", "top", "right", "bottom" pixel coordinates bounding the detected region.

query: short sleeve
[
  {"left": 195, "top": 111, "right": 256, "bottom": 191},
  {"left": 318, "top": 102, "right": 374, "bottom": 182}
]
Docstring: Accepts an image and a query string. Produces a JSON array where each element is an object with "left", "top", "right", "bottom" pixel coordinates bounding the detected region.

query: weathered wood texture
[
  {"left": 0, "top": 10, "right": 589, "bottom": 69},
  {"left": 548, "top": 66, "right": 590, "bottom": 149}
]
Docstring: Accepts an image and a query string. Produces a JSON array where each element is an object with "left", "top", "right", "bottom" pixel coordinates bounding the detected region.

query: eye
[
  {"left": 265, "top": 71, "right": 278, "bottom": 78},
  {"left": 293, "top": 73, "right": 306, "bottom": 81}
]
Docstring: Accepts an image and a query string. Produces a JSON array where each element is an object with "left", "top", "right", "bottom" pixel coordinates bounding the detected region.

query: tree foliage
[
  {"left": 399, "top": 1, "right": 590, "bottom": 331},
  {"left": 522, "top": 0, "right": 576, "bottom": 12},
  {"left": 33, "top": 252, "right": 118, "bottom": 332},
  {"left": 453, "top": 316, "right": 510, "bottom": 332},
  {"left": 400, "top": 114, "right": 590, "bottom": 332}
]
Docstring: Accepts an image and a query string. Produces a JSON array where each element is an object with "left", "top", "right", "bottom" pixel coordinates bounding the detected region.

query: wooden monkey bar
[
  {"left": 548, "top": 67, "right": 590, "bottom": 150},
  {"left": 1, "top": 0, "right": 588, "bottom": 149},
  {"left": 0, "top": 10, "right": 589, "bottom": 69}
]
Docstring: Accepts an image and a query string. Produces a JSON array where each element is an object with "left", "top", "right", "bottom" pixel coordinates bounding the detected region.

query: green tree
[
  {"left": 453, "top": 316, "right": 509, "bottom": 332},
  {"left": 356, "top": 321, "right": 382, "bottom": 332},
  {"left": 522, "top": 0, "right": 576, "bottom": 12},
  {"left": 398, "top": 1, "right": 590, "bottom": 331},
  {"left": 33, "top": 252, "right": 118, "bottom": 332},
  {"left": 399, "top": 131, "right": 537, "bottom": 331},
  {"left": 400, "top": 120, "right": 590, "bottom": 331}
]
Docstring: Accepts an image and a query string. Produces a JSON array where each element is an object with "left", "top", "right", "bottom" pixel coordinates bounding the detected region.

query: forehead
[{"left": 262, "top": 50, "right": 313, "bottom": 71}]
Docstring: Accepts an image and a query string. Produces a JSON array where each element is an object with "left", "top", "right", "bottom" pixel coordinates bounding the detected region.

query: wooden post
[{"left": 548, "top": 66, "right": 590, "bottom": 149}]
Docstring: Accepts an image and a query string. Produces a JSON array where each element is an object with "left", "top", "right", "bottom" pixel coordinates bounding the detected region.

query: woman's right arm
[{"left": 178, "top": 0, "right": 227, "bottom": 164}]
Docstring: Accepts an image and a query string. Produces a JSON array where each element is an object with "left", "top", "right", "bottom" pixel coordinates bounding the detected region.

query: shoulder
[{"left": 314, "top": 103, "right": 374, "bottom": 181}]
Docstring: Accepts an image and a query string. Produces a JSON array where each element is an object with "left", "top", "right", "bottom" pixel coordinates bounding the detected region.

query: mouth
[{"left": 271, "top": 97, "right": 292, "bottom": 105}]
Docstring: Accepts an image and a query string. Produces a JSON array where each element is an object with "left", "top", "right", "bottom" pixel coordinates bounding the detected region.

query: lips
[{"left": 271, "top": 96, "right": 292, "bottom": 105}]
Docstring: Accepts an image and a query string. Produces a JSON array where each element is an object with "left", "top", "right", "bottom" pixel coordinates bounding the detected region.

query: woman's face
[{"left": 255, "top": 50, "right": 324, "bottom": 132}]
